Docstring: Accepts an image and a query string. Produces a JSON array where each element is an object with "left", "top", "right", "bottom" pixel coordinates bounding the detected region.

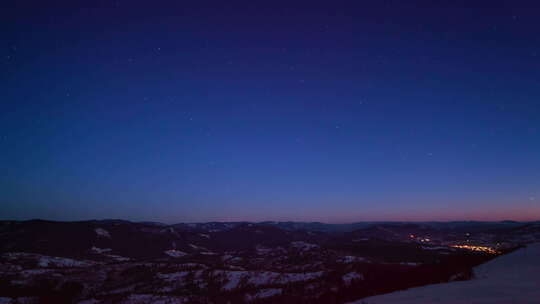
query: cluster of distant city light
[
  {"left": 408, "top": 234, "right": 500, "bottom": 254},
  {"left": 450, "top": 244, "right": 499, "bottom": 254}
]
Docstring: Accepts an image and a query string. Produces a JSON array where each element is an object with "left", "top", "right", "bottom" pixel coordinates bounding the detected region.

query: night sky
[{"left": 2, "top": 1, "right": 540, "bottom": 223}]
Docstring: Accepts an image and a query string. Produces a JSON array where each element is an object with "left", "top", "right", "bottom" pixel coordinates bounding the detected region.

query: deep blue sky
[{"left": 1, "top": 1, "right": 540, "bottom": 223}]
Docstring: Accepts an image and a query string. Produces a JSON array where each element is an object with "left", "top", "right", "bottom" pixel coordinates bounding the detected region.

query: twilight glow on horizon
[{"left": 1, "top": 2, "right": 540, "bottom": 223}]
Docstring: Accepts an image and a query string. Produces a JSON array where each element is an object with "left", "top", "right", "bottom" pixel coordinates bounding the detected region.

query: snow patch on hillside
[
  {"left": 120, "top": 294, "right": 188, "bottom": 304},
  {"left": 342, "top": 272, "right": 364, "bottom": 285},
  {"left": 157, "top": 270, "right": 203, "bottom": 282},
  {"left": 255, "top": 245, "right": 273, "bottom": 255},
  {"left": 290, "top": 241, "right": 319, "bottom": 251},
  {"left": 91, "top": 246, "right": 112, "bottom": 254},
  {"left": 189, "top": 244, "right": 209, "bottom": 251},
  {"left": 104, "top": 254, "right": 130, "bottom": 262},
  {"left": 20, "top": 269, "right": 54, "bottom": 277},
  {"left": 37, "top": 256, "right": 95, "bottom": 268},
  {"left": 245, "top": 288, "right": 282, "bottom": 301},
  {"left": 95, "top": 228, "right": 111, "bottom": 238},
  {"left": 0, "top": 298, "right": 12, "bottom": 304},
  {"left": 3, "top": 252, "right": 96, "bottom": 268},
  {"left": 164, "top": 250, "right": 187, "bottom": 258},
  {"left": 178, "top": 263, "right": 208, "bottom": 269},
  {"left": 339, "top": 255, "right": 367, "bottom": 263},
  {"left": 399, "top": 262, "right": 421, "bottom": 266},
  {"left": 216, "top": 270, "right": 325, "bottom": 290}
]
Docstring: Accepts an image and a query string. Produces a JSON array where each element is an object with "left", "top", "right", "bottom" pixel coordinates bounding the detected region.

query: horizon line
[{"left": 2, "top": 217, "right": 538, "bottom": 225}]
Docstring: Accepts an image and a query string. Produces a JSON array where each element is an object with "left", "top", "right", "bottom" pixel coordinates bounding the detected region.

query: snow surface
[
  {"left": 216, "top": 270, "right": 324, "bottom": 290},
  {"left": 3, "top": 252, "right": 96, "bottom": 268},
  {"left": 221, "top": 254, "right": 233, "bottom": 261},
  {"left": 188, "top": 244, "right": 208, "bottom": 251},
  {"left": 0, "top": 298, "right": 11, "bottom": 304},
  {"left": 178, "top": 263, "right": 208, "bottom": 269},
  {"left": 245, "top": 288, "right": 282, "bottom": 301},
  {"left": 164, "top": 250, "right": 187, "bottom": 258},
  {"left": 156, "top": 270, "right": 207, "bottom": 292},
  {"left": 104, "top": 254, "right": 130, "bottom": 262},
  {"left": 156, "top": 271, "right": 191, "bottom": 281},
  {"left": 399, "top": 262, "right": 421, "bottom": 266},
  {"left": 120, "top": 294, "right": 188, "bottom": 304},
  {"left": 20, "top": 269, "right": 53, "bottom": 276},
  {"left": 37, "top": 256, "right": 95, "bottom": 268},
  {"left": 290, "top": 241, "right": 319, "bottom": 251},
  {"left": 339, "top": 255, "right": 367, "bottom": 263},
  {"left": 342, "top": 272, "right": 364, "bottom": 285},
  {"left": 95, "top": 228, "right": 111, "bottom": 238},
  {"left": 91, "top": 246, "right": 112, "bottom": 254},
  {"left": 349, "top": 243, "right": 540, "bottom": 304},
  {"left": 255, "top": 245, "right": 273, "bottom": 255}
]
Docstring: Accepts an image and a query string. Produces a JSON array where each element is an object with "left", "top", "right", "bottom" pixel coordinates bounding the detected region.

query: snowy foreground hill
[{"left": 349, "top": 243, "right": 540, "bottom": 304}]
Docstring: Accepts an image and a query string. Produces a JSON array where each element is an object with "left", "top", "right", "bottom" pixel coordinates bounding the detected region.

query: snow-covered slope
[{"left": 349, "top": 243, "right": 540, "bottom": 304}]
